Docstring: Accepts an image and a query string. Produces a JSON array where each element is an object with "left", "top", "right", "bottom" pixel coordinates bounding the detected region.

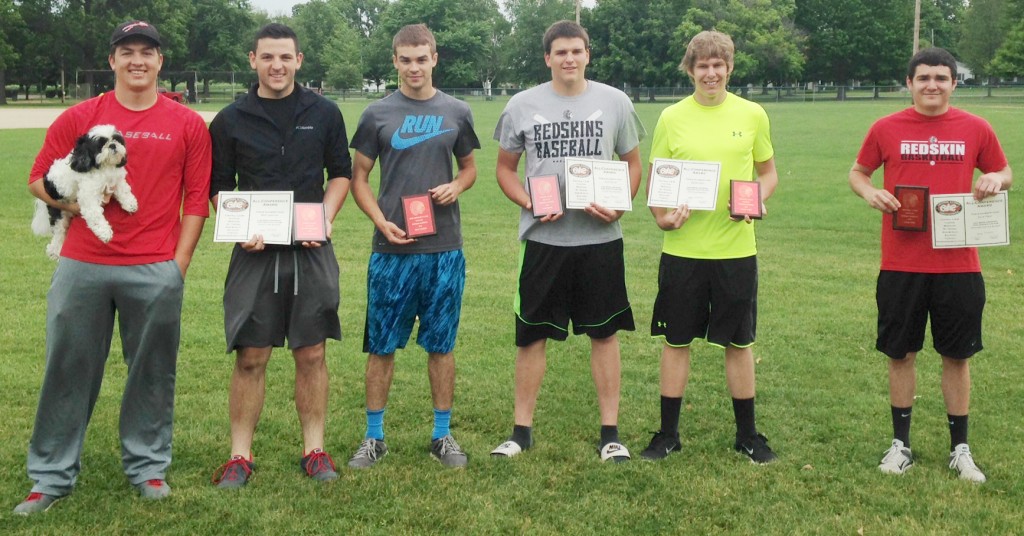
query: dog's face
[{"left": 69, "top": 124, "right": 128, "bottom": 173}]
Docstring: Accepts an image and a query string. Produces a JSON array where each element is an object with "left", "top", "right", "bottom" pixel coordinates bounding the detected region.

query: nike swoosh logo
[
  {"left": 744, "top": 446, "right": 754, "bottom": 455},
  {"left": 391, "top": 128, "right": 454, "bottom": 150}
]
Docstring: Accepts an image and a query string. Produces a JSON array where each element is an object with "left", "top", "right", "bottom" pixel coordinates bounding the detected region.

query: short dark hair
[
  {"left": 543, "top": 20, "right": 589, "bottom": 54},
  {"left": 393, "top": 24, "right": 436, "bottom": 55},
  {"left": 253, "top": 23, "right": 300, "bottom": 54},
  {"left": 907, "top": 47, "right": 957, "bottom": 80}
]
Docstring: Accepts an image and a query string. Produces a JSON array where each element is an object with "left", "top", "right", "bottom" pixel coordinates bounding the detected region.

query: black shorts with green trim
[
  {"left": 651, "top": 254, "right": 757, "bottom": 348},
  {"left": 515, "top": 239, "right": 634, "bottom": 347},
  {"left": 875, "top": 270, "right": 985, "bottom": 360}
]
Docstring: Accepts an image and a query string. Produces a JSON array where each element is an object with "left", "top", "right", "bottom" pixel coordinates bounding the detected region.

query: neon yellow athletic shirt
[{"left": 649, "top": 93, "right": 774, "bottom": 259}]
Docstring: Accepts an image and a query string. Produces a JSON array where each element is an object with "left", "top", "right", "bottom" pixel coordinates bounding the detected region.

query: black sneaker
[
  {"left": 640, "top": 430, "right": 682, "bottom": 460},
  {"left": 734, "top": 433, "right": 778, "bottom": 464}
]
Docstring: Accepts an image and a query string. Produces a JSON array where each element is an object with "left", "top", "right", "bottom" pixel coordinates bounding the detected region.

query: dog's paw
[
  {"left": 93, "top": 226, "right": 114, "bottom": 243},
  {"left": 120, "top": 196, "right": 138, "bottom": 214}
]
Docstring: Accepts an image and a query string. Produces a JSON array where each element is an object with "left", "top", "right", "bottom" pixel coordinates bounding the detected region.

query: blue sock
[
  {"left": 366, "top": 408, "right": 385, "bottom": 440},
  {"left": 432, "top": 408, "right": 451, "bottom": 441}
]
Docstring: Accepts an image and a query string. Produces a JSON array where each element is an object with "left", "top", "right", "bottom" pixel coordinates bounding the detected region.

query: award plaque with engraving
[
  {"left": 528, "top": 175, "right": 563, "bottom": 218},
  {"left": 402, "top": 193, "right": 437, "bottom": 238},
  {"left": 729, "top": 180, "right": 762, "bottom": 220},
  {"left": 893, "top": 185, "right": 929, "bottom": 232}
]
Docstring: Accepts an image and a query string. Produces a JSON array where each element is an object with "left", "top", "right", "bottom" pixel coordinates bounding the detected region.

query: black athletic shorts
[
  {"left": 651, "top": 254, "right": 757, "bottom": 348},
  {"left": 515, "top": 239, "right": 635, "bottom": 347},
  {"left": 223, "top": 243, "right": 341, "bottom": 352},
  {"left": 875, "top": 270, "right": 985, "bottom": 360}
]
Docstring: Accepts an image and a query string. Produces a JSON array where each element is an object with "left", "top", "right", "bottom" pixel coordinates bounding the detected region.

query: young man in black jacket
[{"left": 208, "top": 23, "right": 352, "bottom": 488}]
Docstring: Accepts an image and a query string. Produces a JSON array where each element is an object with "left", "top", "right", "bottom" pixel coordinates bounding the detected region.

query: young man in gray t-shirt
[
  {"left": 491, "top": 20, "right": 645, "bottom": 462},
  {"left": 347, "top": 24, "right": 480, "bottom": 470}
]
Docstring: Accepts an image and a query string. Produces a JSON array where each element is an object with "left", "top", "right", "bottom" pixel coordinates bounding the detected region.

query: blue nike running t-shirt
[{"left": 351, "top": 90, "right": 480, "bottom": 254}]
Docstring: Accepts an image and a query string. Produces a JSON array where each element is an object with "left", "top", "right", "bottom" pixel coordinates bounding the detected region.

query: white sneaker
[
  {"left": 490, "top": 440, "right": 524, "bottom": 458},
  {"left": 878, "top": 439, "right": 914, "bottom": 474},
  {"left": 949, "top": 443, "right": 986, "bottom": 483}
]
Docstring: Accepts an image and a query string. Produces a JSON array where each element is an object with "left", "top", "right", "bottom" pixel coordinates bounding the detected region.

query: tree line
[{"left": 2, "top": 0, "right": 1023, "bottom": 105}]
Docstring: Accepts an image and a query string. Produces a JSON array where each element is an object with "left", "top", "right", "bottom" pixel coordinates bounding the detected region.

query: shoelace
[
  {"left": 212, "top": 456, "right": 252, "bottom": 484},
  {"left": 436, "top": 436, "right": 463, "bottom": 455},
  {"left": 355, "top": 440, "right": 380, "bottom": 461},
  {"left": 303, "top": 450, "right": 336, "bottom": 476}
]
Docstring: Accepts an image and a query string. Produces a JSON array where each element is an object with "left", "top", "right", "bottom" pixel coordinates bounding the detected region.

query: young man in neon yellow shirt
[{"left": 641, "top": 31, "right": 779, "bottom": 464}]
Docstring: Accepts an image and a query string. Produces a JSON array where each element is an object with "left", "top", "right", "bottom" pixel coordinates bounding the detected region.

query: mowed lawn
[{"left": 1, "top": 95, "right": 1022, "bottom": 534}]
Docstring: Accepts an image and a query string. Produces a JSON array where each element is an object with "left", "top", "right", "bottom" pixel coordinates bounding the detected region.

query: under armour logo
[{"left": 733, "top": 131, "right": 743, "bottom": 137}]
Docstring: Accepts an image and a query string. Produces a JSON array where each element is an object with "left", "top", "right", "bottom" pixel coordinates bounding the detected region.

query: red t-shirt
[
  {"left": 856, "top": 107, "right": 1008, "bottom": 273},
  {"left": 30, "top": 93, "right": 212, "bottom": 265}
]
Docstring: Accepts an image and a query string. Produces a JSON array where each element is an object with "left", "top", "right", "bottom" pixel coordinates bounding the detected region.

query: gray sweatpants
[{"left": 26, "top": 258, "right": 184, "bottom": 496}]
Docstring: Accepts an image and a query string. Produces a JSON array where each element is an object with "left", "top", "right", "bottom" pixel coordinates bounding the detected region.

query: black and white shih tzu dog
[{"left": 31, "top": 124, "right": 136, "bottom": 259}]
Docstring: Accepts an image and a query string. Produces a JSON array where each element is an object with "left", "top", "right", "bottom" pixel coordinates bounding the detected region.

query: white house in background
[{"left": 956, "top": 61, "right": 973, "bottom": 83}]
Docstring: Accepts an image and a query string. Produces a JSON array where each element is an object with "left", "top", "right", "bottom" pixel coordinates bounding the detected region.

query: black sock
[
  {"left": 892, "top": 406, "right": 912, "bottom": 447},
  {"left": 948, "top": 414, "right": 968, "bottom": 450},
  {"left": 732, "top": 397, "right": 757, "bottom": 442},
  {"left": 510, "top": 425, "right": 532, "bottom": 449},
  {"left": 600, "top": 425, "right": 620, "bottom": 447},
  {"left": 659, "top": 396, "right": 683, "bottom": 437}
]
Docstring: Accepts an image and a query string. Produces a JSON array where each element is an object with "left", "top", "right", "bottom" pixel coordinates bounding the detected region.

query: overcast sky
[{"left": 249, "top": 0, "right": 596, "bottom": 16}]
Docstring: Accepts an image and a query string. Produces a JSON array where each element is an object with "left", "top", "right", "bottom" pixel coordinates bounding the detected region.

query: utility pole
[
  {"left": 576, "top": 0, "right": 581, "bottom": 24},
  {"left": 913, "top": 0, "right": 921, "bottom": 54}
]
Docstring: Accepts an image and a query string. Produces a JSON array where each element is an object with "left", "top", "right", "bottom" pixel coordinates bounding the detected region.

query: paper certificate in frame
[
  {"left": 527, "top": 174, "right": 563, "bottom": 218},
  {"left": 293, "top": 203, "right": 327, "bottom": 242},
  {"left": 214, "top": 191, "right": 295, "bottom": 245},
  {"left": 930, "top": 191, "right": 1009, "bottom": 249},
  {"left": 402, "top": 193, "right": 437, "bottom": 238},
  {"left": 564, "top": 158, "right": 633, "bottom": 212},
  {"left": 647, "top": 158, "right": 721, "bottom": 210}
]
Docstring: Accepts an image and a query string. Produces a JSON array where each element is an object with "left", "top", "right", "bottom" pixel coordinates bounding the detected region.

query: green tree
[
  {"left": 989, "top": 0, "right": 1024, "bottom": 78},
  {"left": 292, "top": 0, "right": 347, "bottom": 86},
  {"left": 324, "top": 19, "right": 364, "bottom": 93},
  {"left": 184, "top": 0, "right": 257, "bottom": 98},
  {"left": 0, "top": 0, "right": 24, "bottom": 104},
  {"left": 958, "top": 0, "right": 1006, "bottom": 82},
  {"left": 587, "top": 0, "right": 691, "bottom": 99},
  {"left": 501, "top": 0, "right": 576, "bottom": 86},
  {"left": 796, "top": 0, "right": 910, "bottom": 86}
]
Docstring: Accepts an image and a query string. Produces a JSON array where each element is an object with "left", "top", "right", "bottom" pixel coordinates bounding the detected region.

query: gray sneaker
[
  {"left": 136, "top": 479, "right": 171, "bottom": 500},
  {"left": 348, "top": 438, "right": 388, "bottom": 469},
  {"left": 431, "top": 434, "right": 468, "bottom": 468},
  {"left": 13, "top": 492, "right": 64, "bottom": 515}
]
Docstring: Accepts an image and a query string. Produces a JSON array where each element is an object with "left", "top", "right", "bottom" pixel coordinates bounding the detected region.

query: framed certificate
[
  {"left": 564, "top": 158, "right": 632, "bottom": 211},
  {"left": 528, "top": 174, "right": 563, "bottom": 218},
  {"left": 647, "top": 158, "right": 721, "bottom": 211},
  {"left": 893, "top": 185, "right": 929, "bottom": 232},
  {"left": 930, "top": 191, "right": 1009, "bottom": 249},
  {"left": 293, "top": 203, "right": 327, "bottom": 242},
  {"left": 729, "top": 180, "right": 763, "bottom": 220},
  {"left": 402, "top": 193, "right": 437, "bottom": 238},
  {"left": 213, "top": 191, "right": 294, "bottom": 245}
]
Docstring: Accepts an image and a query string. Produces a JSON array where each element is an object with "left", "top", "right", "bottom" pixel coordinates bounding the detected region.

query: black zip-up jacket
[{"left": 209, "top": 83, "right": 352, "bottom": 204}]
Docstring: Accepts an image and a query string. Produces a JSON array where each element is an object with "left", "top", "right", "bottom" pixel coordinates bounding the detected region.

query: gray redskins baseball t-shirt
[
  {"left": 494, "top": 80, "right": 645, "bottom": 246},
  {"left": 351, "top": 90, "right": 480, "bottom": 254}
]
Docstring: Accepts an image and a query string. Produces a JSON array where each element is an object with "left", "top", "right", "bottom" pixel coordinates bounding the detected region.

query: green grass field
[{"left": 1, "top": 97, "right": 1022, "bottom": 534}]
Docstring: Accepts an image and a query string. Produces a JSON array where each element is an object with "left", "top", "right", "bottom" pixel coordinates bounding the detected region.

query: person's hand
[
  {"left": 861, "top": 187, "right": 899, "bottom": 214},
  {"left": 584, "top": 203, "right": 622, "bottom": 223},
  {"left": 301, "top": 214, "right": 333, "bottom": 248},
  {"left": 973, "top": 173, "right": 1003, "bottom": 200},
  {"left": 655, "top": 204, "right": 691, "bottom": 230},
  {"left": 381, "top": 221, "right": 415, "bottom": 245},
  {"left": 429, "top": 183, "right": 463, "bottom": 206},
  {"left": 727, "top": 201, "right": 767, "bottom": 224},
  {"left": 240, "top": 234, "right": 265, "bottom": 252}
]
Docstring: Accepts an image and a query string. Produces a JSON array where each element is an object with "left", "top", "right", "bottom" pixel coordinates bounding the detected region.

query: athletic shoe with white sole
[
  {"left": 640, "top": 430, "right": 682, "bottom": 461},
  {"left": 348, "top": 438, "right": 388, "bottom": 469},
  {"left": 13, "top": 492, "right": 64, "bottom": 515},
  {"left": 949, "top": 443, "right": 986, "bottom": 483},
  {"left": 490, "top": 440, "right": 525, "bottom": 458},
  {"left": 136, "top": 479, "right": 171, "bottom": 500},
  {"left": 734, "top": 433, "right": 778, "bottom": 464},
  {"left": 431, "top": 434, "right": 468, "bottom": 468},
  {"left": 878, "top": 439, "right": 914, "bottom": 475},
  {"left": 600, "top": 442, "right": 631, "bottom": 463}
]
